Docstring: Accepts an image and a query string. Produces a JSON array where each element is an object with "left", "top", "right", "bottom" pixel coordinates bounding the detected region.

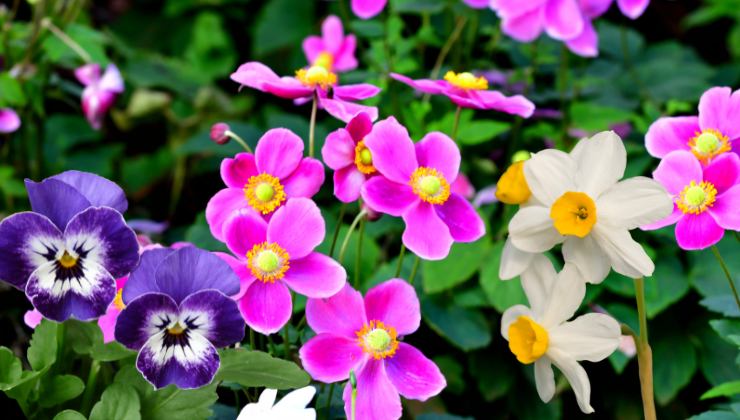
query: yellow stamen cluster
[
  {"left": 550, "top": 191, "right": 597, "bottom": 237},
  {"left": 246, "top": 242, "right": 290, "bottom": 283},
  {"left": 677, "top": 180, "right": 717, "bottom": 215},
  {"left": 244, "top": 173, "right": 286, "bottom": 215},
  {"left": 313, "top": 52, "right": 334, "bottom": 71},
  {"left": 495, "top": 161, "right": 531, "bottom": 205},
  {"left": 168, "top": 322, "right": 186, "bottom": 335},
  {"left": 59, "top": 251, "right": 78, "bottom": 268},
  {"left": 444, "top": 71, "right": 488, "bottom": 90},
  {"left": 688, "top": 129, "right": 730, "bottom": 163},
  {"left": 410, "top": 167, "right": 450, "bottom": 205},
  {"left": 508, "top": 316, "right": 549, "bottom": 364},
  {"left": 113, "top": 288, "right": 126, "bottom": 311},
  {"left": 295, "top": 65, "right": 337, "bottom": 90},
  {"left": 354, "top": 140, "right": 376, "bottom": 174},
  {"left": 356, "top": 320, "right": 399, "bottom": 360}
]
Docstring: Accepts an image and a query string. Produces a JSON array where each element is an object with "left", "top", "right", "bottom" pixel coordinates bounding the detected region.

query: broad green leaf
[
  {"left": 457, "top": 121, "right": 510, "bottom": 145},
  {"left": 709, "top": 319, "right": 740, "bottom": 346},
  {"left": 215, "top": 349, "right": 310, "bottom": 389},
  {"left": 570, "top": 102, "right": 633, "bottom": 132},
  {"left": 252, "top": 0, "right": 314, "bottom": 56},
  {"left": 700, "top": 295, "right": 740, "bottom": 318},
  {"left": 701, "top": 380, "right": 740, "bottom": 400},
  {"left": 121, "top": 148, "right": 174, "bottom": 193},
  {"left": 0, "top": 73, "right": 26, "bottom": 107},
  {"left": 90, "top": 342, "right": 136, "bottom": 362},
  {"left": 53, "top": 410, "right": 87, "bottom": 420},
  {"left": 479, "top": 242, "right": 527, "bottom": 312},
  {"left": 696, "top": 325, "right": 740, "bottom": 386},
  {"left": 690, "top": 411, "right": 740, "bottom": 420},
  {"left": 422, "top": 238, "right": 490, "bottom": 294},
  {"left": 28, "top": 319, "right": 58, "bottom": 371},
  {"left": 183, "top": 12, "right": 236, "bottom": 81},
  {"left": 644, "top": 255, "right": 690, "bottom": 318},
  {"left": 469, "top": 350, "right": 514, "bottom": 401},
  {"left": 653, "top": 332, "right": 697, "bottom": 404},
  {"left": 66, "top": 320, "right": 103, "bottom": 355},
  {"left": 39, "top": 375, "right": 85, "bottom": 407},
  {"left": 42, "top": 24, "right": 108, "bottom": 65},
  {"left": 421, "top": 297, "right": 491, "bottom": 351},
  {"left": 393, "top": 0, "right": 446, "bottom": 14},
  {"left": 90, "top": 383, "right": 141, "bottom": 420},
  {"left": 185, "top": 212, "right": 229, "bottom": 253},
  {"left": 0, "top": 347, "right": 22, "bottom": 390}
]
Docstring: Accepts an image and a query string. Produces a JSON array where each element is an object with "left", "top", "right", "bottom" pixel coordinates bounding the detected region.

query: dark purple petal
[
  {"left": 0, "top": 212, "right": 63, "bottom": 289},
  {"left": 179, "top": 290, "right": 244, "bottom": 347},
  {"left": 51, "top": 171, "right": 128, "bottom": 214},
  {"left": 115, "top": 292, "right": 179, "bottom": 349},
  {"left": 155, "top": 247, "right": 240, "bottom": 304},
  {"left": 123, "top": 248, "right": 176, "bottom": 305},
  {"left": 25, "top": 178, "right": 91, "bottom": 229}
]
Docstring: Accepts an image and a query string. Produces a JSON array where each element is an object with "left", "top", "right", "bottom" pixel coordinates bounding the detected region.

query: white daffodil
[
  {"left": 507, "top": 131, "right": 672, "bottom": 283},
  {"left": 501, "top": 256, "right": 621, "bottom": 413},
  {"left": 237, "top": 386, "right": 316, "bottom": 420}
]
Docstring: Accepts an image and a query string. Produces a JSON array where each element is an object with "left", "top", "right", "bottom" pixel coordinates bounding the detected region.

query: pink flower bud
[{"left": 210, "top": 122, "right": 231, "bottom": 145}]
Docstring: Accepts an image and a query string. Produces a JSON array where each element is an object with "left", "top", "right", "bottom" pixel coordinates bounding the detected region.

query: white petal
[
  {"left": 520, "top": 254, "right": 557, "bottom": 318},
  {"left": 549, "top": 313, "right": 621, "bottom": 362},
  {"left": 534, "top": 357, "right": 555, "bottom": 403},
  {"left": 499, "top": 237, "right": 536, "bottom": 280},
  {"left": 562, "top": 236, "right": 610, "bottom": 284},
  {"left": 509, "top": 206, "right": 564, "bottom": 253},
  {"left": 500, "top": 305, "right": 533, "bottom": 340},
  {"left": 258, "top": 389, "right": 278, "bottom": 408},
  {"left": 592, "top": 224, "right": 655, "bottom": 278},
  {"left": 524, "top": 149, "right": 577, "bottom": 205},
  {"left": 540, "top": 263, "right": 586, "bottom": 329},
  {"left": 570, "top": 131, "right": 626, "bottom": 197},
  {"left": 596, "top": 177, "right": 673, "bottom": 229},
  {"left": 274, "top": 386, "right": 316, "bottom": 410},
  {"left": 547, "top": 349, "right": 595, "bottom": 414}
]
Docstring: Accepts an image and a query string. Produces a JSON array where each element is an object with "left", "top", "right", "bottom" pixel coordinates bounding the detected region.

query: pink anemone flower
[
  {"left": 642, "top": 151, "right": 740, "bottom": 250},
  {"left": 390, "top": 72, "right": 534, "bottom": 117},
  {"left": 646, "top": 87, "right": 740, "bottom": 164},
  {"left": 231, "top": 62, "right": 380, "bottom": 123},
  {"left": 0, "top": 108, "right": 20, "bottom": 133},
  {"left": 351, "top": 0, "right": 387, "bottom": 19},
  {"left": 75, "top": 63, "right": 124, "bottom": 130},
  {"left": 303, "top": 15, "right": 357, "bottom": 73},
  {"left": 217, "top": 198, "right": 346, "bottom": 335},
  {"left": 300, "top": 280, "right": 446, "bottom": 420},
  {"left": 463, "top": 0, "right": 491, "bottom": 8},
  {"left": 580, "top": 0, "right": 650, "bottom": 20},
  {"left": 206, "top": 128, "right": 324, "bottom": 241},
  {"left": 360, "top": 117, "right": 485, "bottom": 260}
]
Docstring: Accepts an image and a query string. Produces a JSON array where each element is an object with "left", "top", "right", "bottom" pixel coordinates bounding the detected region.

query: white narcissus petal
[
  {"left": 500, "top": 304, "right": 533, "bottom": 340},
  {"left": 547, "top": 348, "right": 595, "bottom": 414},
  {"left": 548, "top": 313, "right": 621, "bottom": 362},
  {"left": 540, "top": 263, "right": 586, "bottom": 329},
  {"left": 509, "top": 206, "right": 564, "bottom": 253},
  {"left": 562, "top": 236, "right": 610, "bottom": 284},
  {"left": 524, "top": 149, "right": 577, "bottom": 205},
  {"left": 520, "top": 254, "right": 557, "bottom": 318},
  {"left": 570, "top": 131, "right": 626, "bottom": 198},
  {"left": 591, "top": 224, "right": 655, "bottom": 278},
  {"left": 273, "top": 386, "right": 317, "bottom": 410},
  {"left": 534, "top": 357, "right": 556, "bottom": 403},
  {"left": 596, "top": 177, "right": 673, "bottom": 229},
  {"left": 258, "top": 389, "right": 278, "bottom": 407},
  {"left": 499, "top": 237, "right": 536, "bottom": 280}
]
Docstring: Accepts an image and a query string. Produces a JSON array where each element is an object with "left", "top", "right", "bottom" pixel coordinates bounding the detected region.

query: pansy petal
[
  {"left": 364, "top": 279, "right": 420, "bottom": 335},
  {"left": 509, "top": 205, "right": 564, "bottom": 253},
  {"left": 255, "top": 128, "right": 304, "bottom": 180},
  {"left": 591, "top": 224, "right": 655, "bottom": 277},
  {"left": 239, "top": 280, "right": 292, "bottom": 335},
  {"left": 709, "top": 186, "right": 740, "bottom": 230},
  {"left": 596, "top": 177, "right": 673, "bottom": 230},
  {"left": 213, "top": 252, "right": 255, "bottom": 300},
  {"left": 52, "top": 170, "right": 128, "bottom": 213},
  {"left": 220, "top": 153, "right": 258, "bottom": 189},
  {"left": 351, "top": 0, "right": 388, "bottom": 19},
  {"left": 415, "top": 132, "right": 460, "bottom": 182},
  {"left": 549, "top": 313, "right": 621, "bottom": 361},
  {"left": 156, "top": 247, "right": 241, "bottom": 304},
  {"left": 435, "top": 193, "right": 485, "bottom": 242},
  {"left": 283, "top": 253, "right": 346, "bottom": 298},
  {"left": 402, "top": 201, "right": 454, "bottom": 260},
  {"left": 267, "top": 198, "right": 324, "bottom": 259},
  {"left": 320, "top": 97, "right": 378, "bottom": 123},
  {"left": 0, "top": 212, "right": 63, "bottom": 289},
  {"left": 499, "top": 237, "right": 536, "bottom": 280},
  {"left": 675, "top": 212, "right": 724, "bottom": 250},
  {"left": 698, "top": 87, "right": 740, "bottom": 140},
  {"left": 180, "top": 290, "right": 245, "bottom": 347},
  {"left": 306, "top": 284, "right": 367, "bottom": 337},
  {"left": 115, "top": 292, "right": 179, "bottom": 349},
  {"left": 644, "top": 116, "right": 698, "bottom": 158},
  {"left": 361, "top": 177, "right": 417, "bottom": 216},
  {"left": 363, "top": 117, "right": 419, "bottom": 184},
  {"left": 223, "top": 209, "right": 268, "bottom": 259},
  {"left": 99, "top": 64, "right": 124, "bottom": 93},
  {"left": 299, "top": 333, "right": 365, "bottom": 383},
  {"left": 122, "top": 248, "right": 175, "bottom": 304},
  {"left": 205, "top": 187, "right": 248, "bottom": 241},
  {"left": 334, "top": 166, "right": 366, "bottom": 203},
  {"left": 547, "top": 349, "right": 594, "bottom": 414},
  {"left": 25, "top": 178, "right": 91, "bottom": 229},
  {"left": 524, "top": 149, "right": 577, "bottom": 205},
  {"left": 390, "top": 73, "right": 449, "bottom": 95},
  {"left": 569, "top": 131, "right": 626, "bottom": 197},
  {"left": 535, "top": 358, "right": 556, "bottom": 403},
  {"left": 386, "top": 343, "right": 445, "bottom": 400},
  {"left": 562, "top": 236, "right": 610, "bottom": 284},
  {"left": 501, "top": 305, "right": 533, "bottom": 340},
  {"left": 343, "top": 359, "right": 401, "bottom": 420},
  {"left": 281, "top": 158, "right": 325, "bottom": 198},
  {"left": 75, "top": 63, "right": 100, "bottom": 85},
  {"left": 652, "top": 150, "right": 702, "bottom": 195},
  {"left": 322, "top": 128, "right": 356, "bottom": 170},
  {"left": 703, "top": 152, "right": 740, "bottom": 194}
]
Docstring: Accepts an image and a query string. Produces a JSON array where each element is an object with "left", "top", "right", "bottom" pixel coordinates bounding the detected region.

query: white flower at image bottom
[{"left": 237, "top": 386, "right": 316, "bottom": 420}]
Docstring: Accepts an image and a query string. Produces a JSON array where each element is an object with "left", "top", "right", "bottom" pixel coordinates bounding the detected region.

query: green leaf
[
  {"left": 469, "top": 351, "right": 514, "bottom": 401},
  {"left": 701, "top": 380, "right": 740, "bottom": 400},
  {"left": 422, "top": 238, "right": 490, "bottom": 294},
  {"left": 457, "top": 121, "right": 510, "bottom": 145},
  {"left": 690, "top": 238, "right": 740, "bottom": 298},
  {"left": 90, "top": 383, "right": 142, "bottom": 420},
  {"left": 90, "top": 342, "right": 137, "bottom": 362},
  {"left": 433, "top": 356, "right": 464, "bottom": 395},
  {"left": 569, "top": 102, "right": 633, "bottom": 132},
  {"left": 183, "top": 12, "right": 237, "bottom": 81},
  {"left": 215, "top": 349, "right": 310, "bottom": 389},
  {"left": 53, "top": 410, "right": 87, "bottom": 420},
  {"left": 643, "top": 255, "right": 690, "bottom": 318},
  {"left": 709, "top": 319, "right": 740, "bottom": 346},
  {"left": 252, "top": 0, "right": 314, "bottom": 56},
  {"left": 28, "top": 319, "right": 58, "bottom": 371},
  {"left": 421, "top": 296, "right": 491, "bottom": 351},
  {"left": 700, "top": 295, "right": 740, "bottom": 318},
  {"left": 653, "top": 332, "right": 697, "bottom": 404},
  {"left": 690, "top": 411, "right": 740, "bottom": 420},
  {"left": 0, "top": 73, "right": 26, "bottom": 107},
  {"left": 42, "top": 24, "right": 108, "bottom": 65},
  {"left": 39, "top": 375, "right": 85, "bottom": 407},
  {"left": 185, "top": 212, "right": 229, "bottom": 253},
  {"left": 479, "top": 242, "right": 527, "bottom": 312},
  {"left": 696, "top": 324, "right": 740, "bottom": 386},
  {"left": 0, "top": 347, "right": 22, "bottom": 390}
]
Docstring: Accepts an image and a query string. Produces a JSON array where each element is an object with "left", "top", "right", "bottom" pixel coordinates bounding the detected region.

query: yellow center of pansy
[
  {"left": 444, "top": 71, "right": 488, "bottom": 90},
  {"left": 550, "top": 191, "right": 597, "bottom": 237},
  {"left": 356, "top": 320, "right": 399, "bottom": 360},
  {"left": 167, "top": 322, "right": 186, "bottom": 335},
  {"left": 354, "top": 140, "right": 376, "bottom": 174},
  {"left": 59, "top": 251, "right": 78, "bottom": 268},
  {"left": 247, "top": 242, "right": 290, "bottom": 283},
  {"left": 410, "top": 167, "right": 450, "bottom": 205},
  {"left": 244, "top": 173, "right": 286, "bottom": 215},
  {"left": 495, "top": 161, "right": 531, "bottom": 205},
  {"left": 295, "top": 65, "right": 337, "bottom": 90},
  {"left": 113, "top": 288, "right": 126, "bottom": 311},
  {"left": 313, "top": 52, "right": 334, "bottom": 71},
  {"left": 509, "top": 316, "right": 549, "bottom": 364},
  {"left": 688, "top": 129, "right": 730, "bottom": 163},
  {"left": 676, "top": 180, "right": 717, "bottom": 215}
]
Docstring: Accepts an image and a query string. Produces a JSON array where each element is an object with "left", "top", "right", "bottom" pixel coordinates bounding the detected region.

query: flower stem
[
  {"left": 225, "top": 130, "right": 252, "bottom": 153},
  {"left": 283, "top": 324, "right": 291, "bottom": 359},
  {"left": 711, "top": 245, "right": 740, "bottom": 311},
  {"left": 633, "top": 277, "right": 657, "bottom": 420},
  {"left": 329, "top": 204, "right": 347, "bottom": 258},
  {"left": 408, "top": 255, "right": 421, "bottom": 285},
  {"left": 41, "top": 18, "right": 92, "bottom": 63},
  {"left": 354, "top": 217, "right": 365, "bottom": 288},
  {"left": 395, "top": 244, "right": 406, "bottom": 278},
  {"left": 249, "top": 328, "right": 256, "bottom": 351},
  {"left": 338, "top": 209, "right": 368, "bottom": 264},
  {"left": 80, "top": 359, "right": 100, "bottom": 416},
  {"left": 427, "top": 15, "right": 468, "bottom": 84},
  {"left": 309, "top": 91, "right": 318, "bottom": 158},
  {"left": 451, "top": 105, "right": 462, "bottom": 142},
  {"left": 324, "top": 382, "right": 336, "bottom": 420}
]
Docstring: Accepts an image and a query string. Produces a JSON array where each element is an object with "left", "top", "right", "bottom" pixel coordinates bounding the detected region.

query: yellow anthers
[
  {"left": 444, "top": 71, "right": 488, "bottom": 91},
  {"left": 354, "top": 140, "right": 376, "bottom": 174},
  {"left": 59, "top": 251, "right": 78, "bottom": 269},
  {"left": 295, "top": 65, "right": 337, "bottom": 90},
  {"left": 167, "top": 322, "right": 186, "bottom": 335},
  {"left": 113, "top": 289, "right": 126, "bottom": 311},
  {"left": 508, "top": 316, "right": 549, "bottom": 364},
  {"left": 247, "top": 242, "right": 290, "bottom": 283},
  {"left": 495, "top": 161, "right": 531, "bottom": 205},
  {"left": 410, "top": 167, "right": 450, "bottom": 205},
  {"left": 688, "top": 129, "right": 730, "bottom": 163},
  {"left": 244, "top": 173, "right": 286, "bottom": 215},
  {"left": 550, "top": 191, "right": 597, "bottom": 237},
  {"left": 313, "top": 52, "right": 334, "bottom": 71},
  {"left": 677, "top": 180, "right": 717, "bottom": 215},
  {"left": 356, "top": 320, "right": 399, "bottom": 360}
]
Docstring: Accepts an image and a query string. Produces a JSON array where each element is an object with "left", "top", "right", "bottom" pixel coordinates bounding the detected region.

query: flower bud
[{"left": 210, "top": 123, "right": 231, "bottom": 145}]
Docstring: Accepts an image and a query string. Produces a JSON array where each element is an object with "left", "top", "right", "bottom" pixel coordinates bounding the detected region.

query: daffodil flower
[{"left": 237, "top": 387, "right": 317, "bottom": 420}]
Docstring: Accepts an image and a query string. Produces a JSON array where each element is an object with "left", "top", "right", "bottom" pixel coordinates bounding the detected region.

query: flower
[
  {"left": 303, "top": 15, "right": 357, "bottom": 73},
  {"left": 507, "top": 131, "right": 672, "bottom": 283},
  {"left": 500, "top": 256, "right": 621, "bottom": 414},
  {"left": 451, "top": 173, "right": 475, "bottom": 199},
  {"left": 96, "top": 276, "right": 128, "bottom": 342},
  {"left": 321, "top": 112, "right": 378, "bottom": 203},
  {"left": 351, "top": 0, "right": 387, "bottom": 19},
  {"left": 642, "top": 151, "right": 740, "bottom": 250},
  {"left": 115, "top": 247, "right": 244, "bottom": 389},
  {"left": 0, "top": 108, "right": 20, "bottom": 133},
  {"left": 300, "top": 280, "right": 446, "bottom": 420},
  {"left": 237, "top": 387, "right": 317, "bottom": 420},
  {"left": 581, "top": 0, "right": 650, "bottom": 20},
  {"left": 360, "top": 117, "right": 485, "bottom": 260},
  {"left": 646, "top": 87, "right": 740, "bottom": 164},
  {"left": 231, "top": 62, "right": 380, "bottom": 123},
  {"left": 217, "top": 198, "right": 346, "bottom": 334},
  {"left": 390, "top": 72, "right": 535, "bottom": 117},
  {"left": 210, "top": 122, "right": 231, "bottom": 145},
  {"left": 75, "top": 63, "right": 124, "bottom": 130},
  {"left": 463, "top": 0, "right": 491, "bottom": 9},
  {"left": 206, "top": 128, "right": 324, "bottom": 241}
]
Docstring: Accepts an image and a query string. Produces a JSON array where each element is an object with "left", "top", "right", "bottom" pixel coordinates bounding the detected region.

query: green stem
[
  {"left": 80, "top": 359, "right": 100, "bottom": 415},
  {"left": 225, "top": 130, "right": 252, "bottom": 153},
  {"left": 451, "top": 105, "right": 462, "bottom": 142},
  {"left": 41, "top": 18, "right": 92, "bottom": 63},
  {"left": 408, "top": 255, "right": 421, "bottom": 285},
  {"left": 309, "top": 91, "right": 318, "bottom": 158},
  {"left": 324, "top": 383, "right": 336, "bottom": 420},
  {"left": 428, "top": 15, "right": 468, "bottom": 81},
  {"left": 329, "top": 204, "right": 347, "bottom": 258},
  {"left": 394, "top": 244, "right": 406, "bottom": 278},
  {"left": 338, "top": 210, "right": 368, "bottom": 264},
  {"left": 633, "top": 277, "right": 657, "bottom": 420},
  {"left": 711, "top": 245, "right": 740, "bottom": 311},
  {"left": 354, "top": 217, "right": 365, "bottom": 288},
  {"left": 283, "top": 324, "right": 291, "bottom": 359},
  {"left": 249, "top": 328, "right": 256, "bottom": 351}
]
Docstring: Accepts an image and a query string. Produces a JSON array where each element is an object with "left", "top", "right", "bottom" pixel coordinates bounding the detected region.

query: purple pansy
[
  {"left": 216, "top": 198, "right": 346, "bottom": 335},
  {"left": 300, "top": 280, "right": 446, "bottom": 420},
  {"left": 359, "top": 117, "right": 485, "bottom": 260},
  {"left": 115, "top": 247, "right": 244, "bottom": 389},
  {"left": 0, "top": 108, "right": 20, "bottom": 133},
  {"left": 303, "top": 15, "right": 357, "bottom": 73},
  {"left": 75, "top": 63, "right": 124, "bottom": 130},
  {"left": 205, "top": 128, "right": 325, "bottom": 241}
]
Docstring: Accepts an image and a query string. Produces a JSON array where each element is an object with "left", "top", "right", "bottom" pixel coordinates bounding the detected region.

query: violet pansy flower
[
  {"left": 116, "top": 247, "right": 244, "bottom": 389},
  {"left": 360, "top": 117, "right": 485, "bottom": 260},
  {"left": 303, "top": 15, "right": 357, "bottom": 73},
  {"left": 217, "top": 198, "right": 346, "bottom": 335},
  {"left": 0, "top": 108, "right": 20, "bottom": 133},
  {"left": 300, "top": 280, "right": 446, "bottom": 420},
  {"left": 75, "top": 63, "right": 124, "bottom": 130},
  {"left": 206, "top": 128, "right": 324, "bottom": 241}
]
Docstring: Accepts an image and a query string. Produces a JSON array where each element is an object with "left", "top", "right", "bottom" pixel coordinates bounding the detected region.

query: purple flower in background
[
  {"left": 463, "top": 0, "right": 490, "bottom": 9},
  {"left": 75, "top": 63, "right": 124, "bottom": 130},
  {"left": 116, "top": 247, "right": 244, "bottom": 389},
  {"left": 0, "top": 108, "right": 20, "bottom": 133},
  {"left": 303, "top": 15, "right": 357, "bottom": 73},
  {"left": 351, "top": 0, "right": 387, "bottom": 19}
]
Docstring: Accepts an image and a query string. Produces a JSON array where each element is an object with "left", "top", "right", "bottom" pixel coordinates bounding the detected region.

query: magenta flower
[
  {"left": 303, "top": 15, "right": 357, "bottom": 73},
  {"left": 463, "top": 0, "right": 491, "bottom": 9},
  {"left": 206, "top": 128, "right": 325, "bottom": 241},
  {"left": 451, "top": 173, "right": 476, "bottom": 199},
  {"left": 231, "top": 62, "right": 379, "bottom": 123},
  {"left": 646, "top": 87, "right": 740, "bottom": 164},
  {"left": 321, "top": 112, "right": 378, "bottom": 203},
  {"left": 580, "top": 0, "right": 650, "bottom": 20},
  {"left": 300, "top": 280, "right": 446, "bottom": 420},
  {"left": 642, "top": 151, "right": 740, "bottom": 250},
  {"left": 96, "top": 276, "right": 128, "bottom": 342},
  {"left": 351, "top": 0, "right": 387, "bottom": 19},
  {"left": 75, "top": 63, "right": 124, "bottom": 130},
  {"left": 0, "top": 108, "right": 20, "bottom": 133},
  {"left": 217, "top": 198, "right": 346, "bottom": 334},
  {"left": 360, "top": 117, "right": 485, "bottom": 260},
  {"left": 390, "top": 72, "right": 534, "bottom": 117}
]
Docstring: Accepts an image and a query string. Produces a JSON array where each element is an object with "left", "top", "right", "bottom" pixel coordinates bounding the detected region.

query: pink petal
[
  {"left": 463, "top": 0, "right": 491, "bottom": 8},
  {"left": 213, "top": 252, "right": 256, "bottom": 300},
  {"left": 435, "top": 193, "right": 485, "bottom": 242},
  {"left": 386, "top": 343, "right": 446, "bottom": 400},
  {"left": 0, "top": 108, "right": 21, "bottom": 133},
  {"left": 24, "top": 309, "right": 43, "bottom": 329},
  {"left": 544, "top": 0, "right": 585, "bottom": 40},
  {"left": 451, "top": 173, "right": 475, "bottom": 199},
  {"left": 580, "top": 0, "right": 613, "bottom": 18},
  {"left": 343, "top": 359, "right": 401, "bottom": 420},
  {"left": 334, "top": 166, "right": 366, "bottom": 203},
  {"left": 645, "top": 116, "right": 698, "bottom": 158},
  {"left": 99, "top": 64, "right": 124, "bottom": 93},
  {"left": 75, "top": 63, "right": 101, "bottom": 86},
  {"left": 468, "top": 90, "right": 536, "bottom": 117},
  {"left": 268, "top": 198, "right": 324, "bottom": 260},
  {"left": 565, "top": 19, "right": 598, "bottom": 57},
  {"left": 698, "top": 87, "right": 740, "bottom": 140},
  {"left": 322, "top": 15, "right": 345, "bottom": 53},
  {"left": 82, "top": 88, "right": 116, "bottom": 130},
  {"left": 255, "top": 128, "right": 304, "bottom": 179},
  {"left": 322, "top": 128, "right": 356, "bottom": 170},
  {"left": 334, "top": 35, "right": 358, "bottom": 72},
  {"left": 299, "top": 333, "right": 366, "bottom": 383},
  {"left": 641, "top": 206, "right": 682, "bottom": 230},
  {"left": 363, "top": 117, "right": 418, "bottom": 184},
  {"left": 223, "top": 208, "right": 268, "bottom": 258},
  {"left": 239, "top": 280, "right": 292, "bottom": 335},
  {"left": 402, "top": 201, "right": 454, "bottom": 260},
  {"left": 261, "top": 77, "right": 314, "bottom": 99},
  {"left": 709, "top": 185, "right": 740, "bottom": 230},
  {"left": 390, "top": 73, "right": 449, "bottom": 95},
  {"left": 361, "top": 176, "right": 417, "bottom": 216},
  {"left": 415, "top": 132, "right": 460, "bottom": 182},
  {"left": 675, "top": 212, "right": 724, "bottom": 250},
  {"left": 230, "top": 61, "right": 281, "bottom": 89},
  {"left": 364, "top": 279, "right": 420, "bottom": 335},
  {"left": 351, "top": 0, "right": 388, "bottom": 19},
  {"left": 492, "top": 0, "right": 547, "bottom": 17},
  {"left": 703, "top": 149, "right": 740, "bottom": 194},
  {"left": 617, "top": 0, "right": 650, "bottom": 19},
  {"left": 320, "top": 97, "right": 378, "bottom": 123},
  {"left": 501, "top": 8, "right": 544, "bottom": 42},
  {"left": 205, "top": 188, "right": 248, "bottom": 241},
  {"left": 98, "top": 306, "right": 121, "bottom": 343},
  {"left": 333, "top": 84, "right": 381, "bottom": 101},
  {"left": 281, "top": 158, "right": 325, "bottom": 198},
  {"left": 346, "top": 112, "right": 374, "bottom": 140},
  {"left": 652, "top": 150, "right": 702, "bottom": 195},
  {"left": 302, "top": 36, "right": 324, "bottom": 64},
  {"left": 306, "top": 284, "right": 367, "bottom": 337},
  {"left": 220, "top": 152, "right": 258, "bottom": 188},
  {"left": 283, "top": 252, "right": 346, "bottom": 298}
]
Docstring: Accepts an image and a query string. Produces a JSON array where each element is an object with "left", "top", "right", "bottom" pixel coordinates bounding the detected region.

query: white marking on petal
[
  {"left": 33, "top": 259, "right": 109, "bottom": 298},
  {"left": 25, "top": 235, "right": 65, "bottom": 268},
  {"left": 65, "top": 232, "right": 106, "bottom": 268}
]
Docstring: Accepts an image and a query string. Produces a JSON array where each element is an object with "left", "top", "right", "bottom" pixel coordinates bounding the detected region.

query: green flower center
[
  {"left": 684, "top": 185, "right": 706, "bottom": 206},
  {"left": 359, "top": 148, "right": 373, "bottom": 165},
  {"left": 695, "top": 132, "right": 720, "bottom": 154},
  {"left": 419, "top": 176, "right": 441, "bottom": 196},
  {"left": 365, "top": 328, "right": 392, "bottom": 352},
  {"left": 255, "top": 183, "right": 275, "bottom": 202},
  {"left": 255, "top": 250, "right": 280, "bottom": 273}
]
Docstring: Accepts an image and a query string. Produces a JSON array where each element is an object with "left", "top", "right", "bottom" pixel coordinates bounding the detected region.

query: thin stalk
[
  {"left": 225, "top": 130, "right": 252, "bottom": 153},
  {"left": 338, "top": 210, "right": 368, "bottom": 264},
  {"left": 354, "top": 217, "right": 365, "bottom": 288},
  {"left": 42, "top": 18, "right": 92, "bottom": 63},
  {"left": 451, "top": 105, "right": 462, "bottom": 142},
  {"left": 428, "top": 15, "right": 468, "bottom": 81},
  {"left": 80, "top": 359, "right": 100, "bottom": 415},
  {"left": 711, "top": 245, "right": 740, "bottom": 311},
  {"left": 324, "top": 383, "right": 336, "bottom": 420},
  {"left": 283, "top": 324, "right": 291, "bottom": 359},
  {"left": 395, "top": 244, "right": 406, "bottom": 278},
  {"left": 249, "top": 328, "right": 256, "bottom": 351},
  {"left": 329, "top": 204, "right": 347, "bottom": 258},
  {"left": 633, "top": 277, "right": 657, "bottom": 420},
  {"left": 408, "top": 255, "right": 421, "bottom": 285},
  {"left": 309, "top": 91, "right": 318, "bottom": 157}
]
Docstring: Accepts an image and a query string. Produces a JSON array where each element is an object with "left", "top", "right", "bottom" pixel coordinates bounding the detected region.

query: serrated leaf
[
  {"left": 215, "top": 349, "right": 310, "bottom": 389},
  {"left": 90, "top": 383, "right": 141, "bottom": 420},
  {"left": 39, "top": 375, "right": 85, "bottom": 407},
  {"left": 28, "top": 319, "right": 58, "bottom": 371},
  {"left": 0, "top": 347, "right": 22, "bottom": 390}
]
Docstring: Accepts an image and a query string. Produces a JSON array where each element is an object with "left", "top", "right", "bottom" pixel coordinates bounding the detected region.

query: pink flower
[
  {"left": 646, "top": 87, "right": 740, "bottom": 164},
  {"left": 580, "top": 0, "right": 650, "bottom": 19},
  {"left": 302, "top": 15, "right": 357, "bottom": 73},
  {"left": 321, "top": 112, "right": 377, "bottom": 203},
  {"left": 463, "top": 0, "right": 491, "bottom": 8},
  {"left": 451, "top": 173, "right": 475, "bottom": 199},
  {"left": 300, "top": 280, "right": 446, "bottom": 420},
  {"left": 75, "top": 63, "right": 124, "bottom": 130},
  {"left": 217, "top": 198, "right": 346, "bottom": 334},
  {"left": 230, "top": 62, "right": 379, "bottom": 123},
  {"left": 360, "top": 117, "right": 485, "bottom": 260},
  {"left": 351, "top": 0, "right": 387, "bottom": 19},
  {"left": 0, "top": 108, "right": 20, "bottom": 133},
  {"left": 390, "top": 72, "right": 534, "bottom": 117},
  {"left": 206, "top": 128, "right": 325, "bottom": 241},
  {"left": 642, "top": 151, "right": 740, "bottom": 250}
]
